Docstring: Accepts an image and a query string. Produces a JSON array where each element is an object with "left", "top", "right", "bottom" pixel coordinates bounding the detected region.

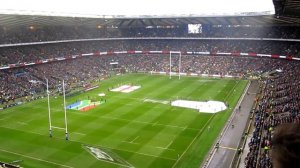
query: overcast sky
[{"left": 0, "top": 0, "right": 275, "bottom": 17}]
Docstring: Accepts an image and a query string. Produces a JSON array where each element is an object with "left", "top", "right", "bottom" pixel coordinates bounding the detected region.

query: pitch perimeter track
[{"left": 202, "top": 80, "right": 260, "bottom": 168}]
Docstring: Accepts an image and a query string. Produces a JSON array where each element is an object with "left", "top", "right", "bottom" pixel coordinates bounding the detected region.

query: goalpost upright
[
  {"left": 46, "top": 78, "right": 52, "bottom": 138},
  {"left": 62, "top": 80, "right": 69, "bottom": 140},
  {"left": 169, "top": 51, "right": 182, "bottom": 80}
]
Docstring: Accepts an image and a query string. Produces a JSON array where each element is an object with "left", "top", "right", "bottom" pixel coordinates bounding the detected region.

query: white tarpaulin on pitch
[{"left": 171, "top": 100, "right": 227, "bottom": 113}]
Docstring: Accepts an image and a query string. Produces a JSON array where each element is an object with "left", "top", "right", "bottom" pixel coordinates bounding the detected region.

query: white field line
[
  {"left": 83, "top": 141, "right": 177, "bottom": 161},
  {"left": 172, "top": 114, "right": 215, "bottom": 168},
  {"left": 198, "top": 79, "right": 215, "bottom": 82},
  {"left": 0, "top": 148, "right": 73, "bottom": 168},
  {"left": 223, "top": 80, "right": 240, "bottom": 102},
  {"left": 73, "top": 132, "right": 86, "bottom": 136},
  {"left": 52, "top": 127, "right": 86, "bottom": 136},
  {"left": 51, "top": 126, "right": 65, "bottom": 130},
  {"left": 114, "top": 145, "right": 176, "bottom": 161},
  {"left": 1, "top": 125, "right": 85, "bottom": 139},
  {"left": 17, "top": 122, "right": 28, "bottom": 125},
  {"left": 155, "top": 140, "right": 175, "bottom": 151},
  {"left": 152, "top": 122, "right": 158, "bottom": 127},
  {"left": 82, "top": 146, "right": 134, "bottom": 168},
  {"left": 166, "top": 140, "right": 173, "bottom": 148},
  {"left": 101, "top": 115, "right": 200, "bottom": 131},
  {"left": 0, "top": 125, "right": 47, "bottom": 137},
  {"left": 112, "top": 116, "right": 193, "bottom": 130},
  {"left": 0, "top": 125, "right": 177, "bottom": 161},
  {"left": 24, "top": 118, "right": 34, "bottom": 123},
  {"left": 70, "top": 110, "right": 200, "bottom": 131},
  {"left": 122, "top": 141, "right": 139, "bottom": 145},
  {"left": 130, "top": 136, "right": 139, "bottom": 143},
  {"left": 122, "top": 136, "right": 140, "bottom": 145},
  {"left": 155, "top": 146, "right": 175, "bottom": 151}
]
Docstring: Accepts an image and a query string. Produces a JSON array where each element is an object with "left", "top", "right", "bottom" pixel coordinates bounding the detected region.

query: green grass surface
[{"left": 0, "top": 74, "right": 247, "bottom": 168}]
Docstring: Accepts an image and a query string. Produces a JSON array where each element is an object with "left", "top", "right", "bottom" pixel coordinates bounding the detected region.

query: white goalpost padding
[{"left": 169, "top": 51, "right": 182, "bottom": 80}]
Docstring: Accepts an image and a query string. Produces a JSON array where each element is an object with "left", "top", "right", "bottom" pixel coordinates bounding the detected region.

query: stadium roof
[
  {"left": 0, "top": 0, "right": 299, "bottom": 28},
  {"left": 0, "top": 14, "right": 299, "bottom": 28},
  {"left": 274, "top": 0, "right": 300, "bottom": 17},
  {"left": 0, "top": 0, "right": 274, "bottom": 18}
]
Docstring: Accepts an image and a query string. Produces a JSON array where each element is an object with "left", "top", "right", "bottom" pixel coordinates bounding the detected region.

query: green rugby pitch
[{"left": 0, "top": 74, "right": 247, "bottom": 168}]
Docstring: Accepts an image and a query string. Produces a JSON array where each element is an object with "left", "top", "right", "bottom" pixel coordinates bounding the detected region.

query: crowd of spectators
[
  {"left": 0, "top": 52, "right": 297, "bottom": 107},
  {"left": 245, "top": 61, "right": 300, "bottom": 168},
  {"left": 0, "top": 38, "right": 299, "bottom": 107},
  {"left": 1, "top": 39, "right": 300, "bottom": 66},
  {"left": 0, "top": 26, "right": 121, "bottom": 44},
  {"left": 191, "top": 25, "right": 300, "bottom": 39},
  {"left": 1, "top": 25, "right": 300, "bottom": 44}
]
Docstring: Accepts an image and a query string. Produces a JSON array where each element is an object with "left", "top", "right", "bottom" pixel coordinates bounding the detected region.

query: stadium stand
[
  {"left": 244, "top": 62, "right": 300, "bottom": 168},
  {"left": 1, "top": 39, "right": 300, "bottom": 65},
  {"left": 1, "top": 25, "right": 300, "bottom": 44}
]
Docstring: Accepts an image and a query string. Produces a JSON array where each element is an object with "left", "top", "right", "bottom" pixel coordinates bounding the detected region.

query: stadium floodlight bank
[
  {"left": 46, "top": 78, "right": 69, "bottom": 140},
  {"left": 169, "top": 51, "right": 182, "bottom": 80}
]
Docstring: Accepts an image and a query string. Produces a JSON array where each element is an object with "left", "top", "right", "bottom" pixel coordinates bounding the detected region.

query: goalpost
[
  {"left": 62, "top": 80, "right": 69, "bottom": 140},
  {"left": 46, "top": 78, "right": 52, "bottom": 138},
  {"left": 46, "top": 78, "right": 69, "bottom": 140},
  {"left": 169, "top": 51, "right": 182, "bottom": 80}
]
